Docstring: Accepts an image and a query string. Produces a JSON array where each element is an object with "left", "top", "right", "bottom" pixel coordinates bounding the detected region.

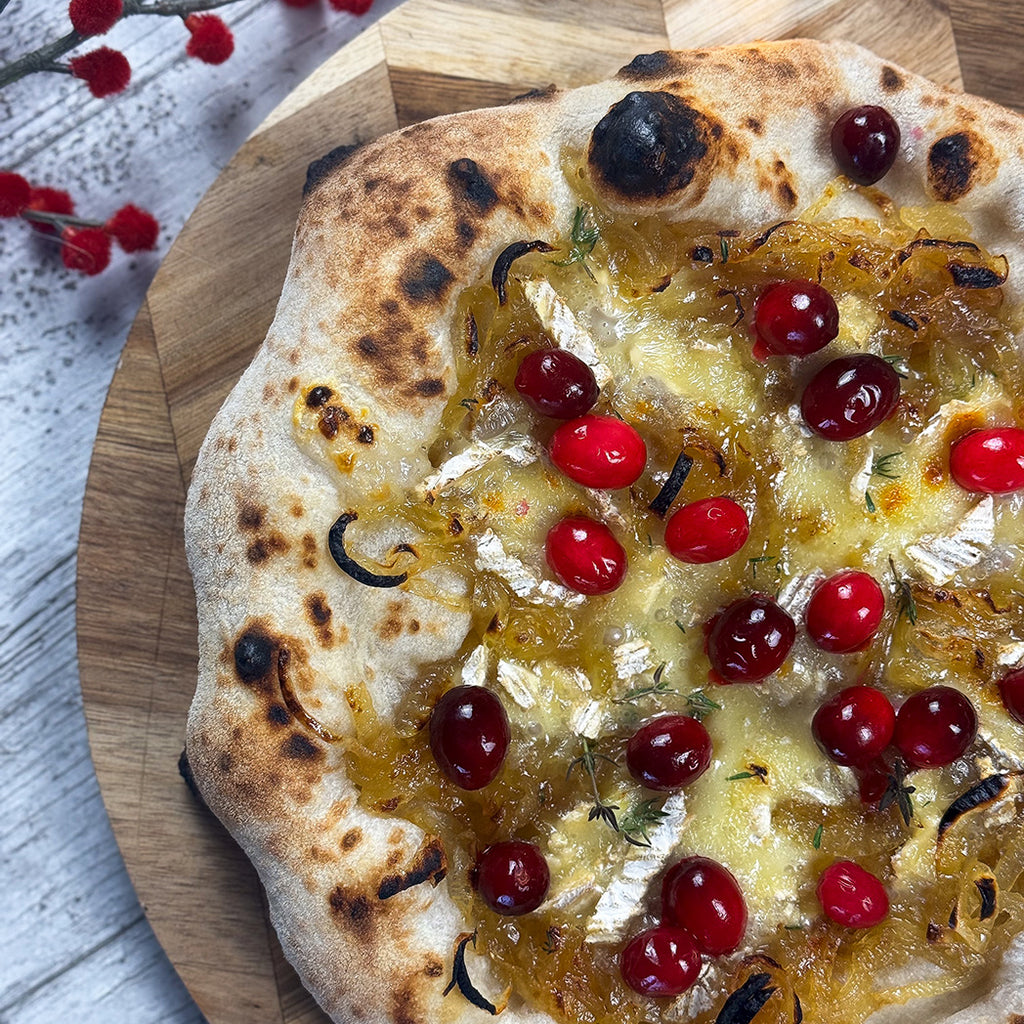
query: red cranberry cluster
[
  {"left": 0, "top": 171, "right": 158, "bottom": 275},
  {"left": 620, "top": 857, "right": 747, "bottom": 996}
]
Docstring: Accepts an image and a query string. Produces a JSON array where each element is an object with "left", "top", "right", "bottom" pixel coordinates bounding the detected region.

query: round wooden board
[{"left": 77, "top": 2, "right": 1022, "bottom": 1022}]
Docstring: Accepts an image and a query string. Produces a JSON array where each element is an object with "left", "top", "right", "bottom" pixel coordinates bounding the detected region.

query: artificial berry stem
[{"left": 22, "top": 209, "right": 99, "bottom": 229}]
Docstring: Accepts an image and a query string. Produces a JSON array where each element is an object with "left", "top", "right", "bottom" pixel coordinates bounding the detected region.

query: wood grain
[{"left": 76, "top": 1, "right": 1018, "bottom": 1022}]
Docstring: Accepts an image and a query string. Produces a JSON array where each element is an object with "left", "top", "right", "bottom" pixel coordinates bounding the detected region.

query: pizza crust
[{"left": 185, "top": 39, "right": 1024, "bottom": 1024}]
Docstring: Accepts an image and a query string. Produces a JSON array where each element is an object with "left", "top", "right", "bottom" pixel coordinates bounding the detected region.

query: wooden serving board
[{"left": 76, "top": 2, "right": 1022, "bottom": 1022}]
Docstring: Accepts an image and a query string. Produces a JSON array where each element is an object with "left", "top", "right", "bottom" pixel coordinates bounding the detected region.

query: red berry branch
[{"left": 1, "top": 0, "right": 375, "bottom": 273}]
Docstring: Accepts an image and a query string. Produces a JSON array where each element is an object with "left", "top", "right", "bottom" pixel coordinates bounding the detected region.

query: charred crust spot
[
  {"left": 287, "top": 377, "right": 299, "bottom": 393},
  {"left": 588, "top": 91, "right": 715, "bottom": 201},
  {"left": 381, "top": 299, "right": 400, "bottom": 315},
  {"left": 456, "top": 219, "right": 477, "bottom": 246},
  {"left": 304, "top": 143, "right": 362, "bottom": 197},
  {"left": 777, "top": 181, "right": 797, "bottom": 209},
  {"left": 234, "top": 629, "right": 274, "bottom": 686},
  {"left": 358, "top": 335, "right": 379, "bottom": 357},
  {"left": 510, "top": 83, "right": 557, "bottom": 103},
  {"left": 237, "top": 503, "right": 265, "bottom": 532},
  {"left": 409, "top": 619, "right": 420, "bottom": 633},
  {"left": 881, "top": 66, "right": 903, "bottom": 92},
  {"left": 281, "top": 732, "right": 323, "bottom": 761},
  {"left": 356, "top": 425, "right": 374, "bottom": 444},
  {"left": 305, "top": 591, "right": 334, "bottom": 647},
  {"left": 928, "top": 132, "right": 981, "bottom": 202},
  {"left": 378, "top": 837, "right": 448, "bottom": 899},
  {"left": 319, "top": 404, "right": 345, "bottom": 439},
  {"left": 424, "top": 958, "right": 444, "bottom": 978},
  {"left": 744, "top": 116, "right": 764, "bottom": 135},
  {"left": 342, "top": 827, "right": 363, "bottom": 850},
  {"left": 413, "top": 377, "right": 444, "bottom": 397},
  {"left": 246, "top": 532, "right": 289, "bottom": 565},
  {"left": 618, "top": 51, "right": 677, "bottom": 80},
  {"left": 267, "top": 703, "right": 290, "bottom": 726},
  {"left": 447, "top": 158, "right": 499, "bottom": 214},
  {"left": 301, "top": 532, "right": 317, "bottom": 569},
  {"left": 218, "top": 751, "right": 233, "bottom": 774},
  {"left": 328, "top": 886, "right": 374, "bottom": 936},
  {"left": 400, "top": 253, "right": 454, "bottom": 305}
]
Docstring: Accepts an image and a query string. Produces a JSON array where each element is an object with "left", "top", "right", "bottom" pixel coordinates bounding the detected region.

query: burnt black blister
[
  {"left": 928, "top": 132, "right": 975, "bottom": 202},
  {"left": 234, "top": 630, "right": 274, "bottom": 683},
  {"left": 447, "top": 158, "right": 499, "bottom": 213},
  {"left": 400, "top": 253, "right": 455, "bottom": 304},
  {"left": 589, "top": 91, "right": 709, "bottom": 200},
  {"left": 303, "top": 142, "right": 362, "bottom": 197},
  {"left": 618, "top": 51, "right": 676, "bottom": 80},
  {"left": 305, "top": 385, "right": 333, "bottom": 408},
  {"left": 948, "top": 262, "right": 1007, "bottom": 289}
]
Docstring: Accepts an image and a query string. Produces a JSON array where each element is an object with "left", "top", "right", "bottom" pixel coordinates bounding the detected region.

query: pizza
[{"left": 183, "top": 39, "right": 1024, "bottom": 1024}]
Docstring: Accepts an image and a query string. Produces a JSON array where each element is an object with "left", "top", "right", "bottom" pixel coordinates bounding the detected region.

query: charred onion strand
[
  {"left": 937, "top": 774, "right": 1011, "bottom": 840},
  {"left": 897, "top": 237, "right": 980, "bottom": 263},
  {"left": 444, "top": 933, "right": 506, "bottom": 1015},
  {"left": 277, "top": 647, "right": 338, "bottom": 741},
  {"left": 948, "top": 261, "right": 1008, "bottom": 289},
  {"left": 888, "top": 309, "right": 920, "bottom": 330},
  {"left": 751, "top": 220, "right": 795, "bottom": 249},
  {"left": 328, "top": 512, "right": 408, "bottom": 588},
  {"left": 717, "top": 287, "right": 746, "bottom": 327},
  {"left": 715, "top": 972, "right": 777, "bottom": 1024},
  {"left": 976, "top": 876, "right": 997, "bottom": 920},
  {"left": 491, "top": 241, "right": 556, "bottom": 304},
  {"left": 649, "top": 450, "right": 694, "bottom": 517}
]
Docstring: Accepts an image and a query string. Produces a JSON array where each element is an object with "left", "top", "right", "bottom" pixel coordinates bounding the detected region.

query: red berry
[
  {"left": 328, "top": 0, "right": 374, "bottom": 12},
  {"left": 549, "top": 414, "right": 646, "bottom": 489},
  {"left": 999, "top": 667, "right": 1024, "bottom": 725},
  {"left": 69, "top": 46, "right": 131, "bottom": 97},
  {"left": 706, "top": 594, "right": 795, "bottom": 684},
  {"left": 428, "top": 685, "right": 510, "bottom": 790},
  {"left": 831, "top": 105, "right": 901, "bottom": 185},
  {"left": 619, "top": 926, "right": 700, "bottom": 997},
  {"left": 753, "top": 279, "right": 839, "bottom": 357},
  {"left": 661, "top": 856, "right": 748, "bottom": 955},
  {"left": 0, "top": 172, "right": 31, "bottom": 218},
  {"left": 515, "top": 349, "right": 599, "bottom": 419},
  {"left": 806, "top": 570, "right": 885, "bottom": 653},
  {"left": 665, "top": 496, "right": 749, "bottom": 564},
  {"left": 105, "top": 204, "right": 159, "bottom": 252},
  {"left": 545, "top": 516, "right": 626, "bottom": 595},
  {"left": 23, "top": 187, "right": 76, "bottom": 235},
  {"left": 68, "top": 0, "right": 123, "bottom": 35},
  {"left": 185, "top": 14, "right": 234, "bottom": 64},
  {"left": 949, "top": 427, "right": 1024, "bottom": 494},
  {"left": 817, "top": 861, "right": 889, "bottom": 928},
  {"left": 801, "top": 354, "right": 901, "bottom": 441},
  {"left": 894, "top": 686, "right": 977, "bottom": 769},
  {"left": 475, "top": 840, "right": 550, "bottom": 916},
  {"left": 812, "top": 685, "right": 895, "bottom": 767},
  {"left": 626, "top": 715, "right": 712, "bottom": 791},
  {"left": 60, "top": 226, "right": 111, "bottom": 275}
]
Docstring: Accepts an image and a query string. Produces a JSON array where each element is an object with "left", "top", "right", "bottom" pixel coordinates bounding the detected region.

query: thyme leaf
[
  {"left": 813, "top": 824, "right": 824, "bottom": 849},
  {"left": 865, "top": 490, "right": 877, "bottom": 513},
  {"left": 674, "top": 619, "right": 686, "bottom": 634},
  {"left": 685, "top": 689, "right": 722, "bottom": 721},
  {"left": 567, "top": 737, "right": 619, "bottom": 834},
  {"left": 620, "top": 798, "right": 669, "bottom": 847},
  {"left": 882, "top": 353, "right": 910, "bottom": 379},
  {"left": 879, "top": 759, "right": 916, "bottom": 826},
  {"left": 720, "top": 235, "right": 730, "bottom": 263},
  {"left": 614, "top": 663, "right": 677, "bottom": 704},
  {"left": 553, "top": 205, "right": 599, "bottom": 280},
  {"left": 872, "top": 451, "right": 904, "bottom": 480},
  {"left": 728, "top": 771, "right": 757, "bottom": 781},
  {"left": 889, "top": 555, "right": 918, "bottom": 625},
  {"left": 748, "top": 554, "right": 779, "bottom": 579}
]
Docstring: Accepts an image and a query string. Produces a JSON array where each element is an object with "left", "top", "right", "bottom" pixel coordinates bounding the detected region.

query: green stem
[
  {"left": 23, "top": 209, "right": 102, "bottom": 230},
  {"left": 122, "top": 0, "right": 248, "bottom": 15}
]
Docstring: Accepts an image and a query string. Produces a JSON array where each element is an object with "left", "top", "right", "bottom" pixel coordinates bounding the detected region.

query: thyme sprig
[
  {"left": 567, "top": 737, "right": 619, "bottom": 833},
  {"left": 554, "top": 206, "right": 599, "bottom": 281},
  {"left": 872, "top": 451, "right": 904, "bottom": 479},
  {"left": 614, "top": 662, "right": 676, "bottom": 704},
  {"left": 685, "top": 689, "right": 722, "bottom": 721},
  {"left": 748, "top": 554, "right": 779, "bottom": 579},
  {"left": 879, "top": 760, "right": 916, "bottom": 826},
  {"left": 620, "top": 798, "right": 669, "bottom": 848},
  {"left": 889, "top": 556, "right": 918, "bottom": 625}
]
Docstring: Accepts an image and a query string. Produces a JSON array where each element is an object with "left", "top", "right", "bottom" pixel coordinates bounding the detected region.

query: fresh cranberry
[
  {"left": 817, "top": 861, "right": 889, "bottom": 928},
  {"left": 806, "top": 570, "right": 885, "bottom": 652},
  {"left": 753, "top": 279, "right": 839, "bottom": 357},
  {"left": 429, "top": 686, "right": 510, "bottom": 790},
  {"left": 812, "top": 685, "right": 896, "bottom": 767},
  {"left": 855, "top": 757, "right": 892, "bottom": 806},
  {"left": 949, "top": 427, "right": 1024, "bottom": 493},
  {"left": 514, "top": 349, "right": 599, "bottom": 419},
  {"left": 626, "top": 715, "right": 712, "bottom": 791},
  {"left": 665, "top": 496, "right": 750, "bottom": 564},
  {"left": 619, "top": 925, "right": 701, "bottom": 997},
  {"left": 662, "top": 856, "right": 748, "bottom": 955},
  {"left": 999, "top": 667, "right": 1024, "bottom": 725},
  {"left": 706, "top": 594, "right": 796, "bottom": 683},
  {"left": 894, "top": 686, "right": 977, "bottom": 768},
  {"left": 549, "top": 414, "right": 646, "bottom": 489},
  {"left": 475, "top": 840, "right": 550, "bottom": 916},
  {"left": 545, "top": 516, "right": 627, "bottom": 595},
  {"left": 801, "top": 354, "right": 901, "bottom": 441},
  {"left": 830, "top": 105, "right": 901, "bottom": 185}
]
